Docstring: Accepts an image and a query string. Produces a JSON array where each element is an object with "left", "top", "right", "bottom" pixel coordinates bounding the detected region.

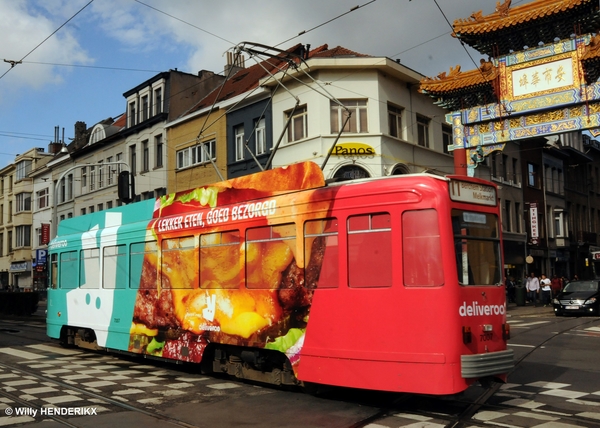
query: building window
[
  {"left": 15, "top": 225, "right": 31, "bottom": 248},
  {"left": 16, "top": 193, "right": 31, "bottom": 213},
  {"left": 89, "top": 166, "right": 96, "bottom": 191},
  {"left": 98, "top": 203, "right": 104, "bottom": 212},
  {"left": 176, "top": 140, "right": 216, "bottom": 169},
  {"left": 555, "top": 210, "right": 567, "bottom": 237},
  {"left": 106, "top": 156, "right": 114, "bottom": 185},
  {"left": 527, "top": 163, "right": 538, "bottom": 188},
  {"left": 128, "top": 101, "right": 136, "bottom": 127},
  {"left": 81, "top": 167, "right": 87, "bottom": 188},
  {"left": 442, "top": 124, "right": 452, "bottom": 154},
  {"left": 130, "top": 145, "right": 137, "bottom": 176},
  {"left": 7, "top": 231, "right": 12, "bottom": 253},
  {"left": 90, "top": 127, "right": 103, "bottom": 144},
  {"left": 116, "top": 153, "right": 123, "bottom": 173},
  {"left": 154, "top": 88, "right": 162, "bottom": 115},
  {"left": 504, "top": 200, "right": 512, "bottom": 232},
  {"left": 388, "top": 104, "right": 403, "bottom": 138},
  {"left": 235, "top": 125, "right": 245, "bottom": 161},
  {"left": 515, "top": 202, "right": 522, "bottom": 233},
  {"left": 142, "top": 140, "right": 149, "bottom": 172},
  {"left": 67, "top": 174, "right": 73, "bottom": 200},
  {"left": 141, "top": 95, "right": 149, "bottom": 122},
  {"left": 37, "top": 188, "right": 49, "bottom": 210},
  {"left": 255, "top": 118, "right": 266, "bottom": 155},
  {"left": 8, "top": 201, "right": 12, "bottom": 223},
  {"left": 16, "top": 160, "right": 32, "bottom": 180},
  {"left": 81, "top": 208, "right": 86, "bottom": 216},
  {"left": 286, "top": 106, "right": 307, "bottom": 142},
  {"left": 0, "top": 233, "right": 3, "bottom": 257},
  {"left": 155, "top": 134, "right": 164, "bottom": 168},
  {"left": 416, "top": 115, "right": 430, "bottom": 148},
  {"left": 98, "top": 161, "right": 104, "bottom": 189},
  {"left": 331, "top": 100, "right": 368, "bottom": 134}
]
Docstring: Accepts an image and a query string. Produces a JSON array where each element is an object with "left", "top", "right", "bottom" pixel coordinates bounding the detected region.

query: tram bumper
[{"left": 461, "top": 349, "right": 514, "bottom": 379}]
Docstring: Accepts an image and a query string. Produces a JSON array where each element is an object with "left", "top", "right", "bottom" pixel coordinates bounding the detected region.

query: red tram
[{"left": 47, "top": 161, "right": 513, "bottom": 395}]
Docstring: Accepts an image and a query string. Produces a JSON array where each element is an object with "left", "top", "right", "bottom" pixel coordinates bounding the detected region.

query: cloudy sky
[{"left": 0, "top": 0, "right": 513, "bottom": 166}]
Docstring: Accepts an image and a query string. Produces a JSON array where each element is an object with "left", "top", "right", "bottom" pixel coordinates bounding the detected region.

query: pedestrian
[
  {"left": 572, "top": 274, "right": 580, "bottom": 282},
  {"left": 505, "top": 276, "right": 516, "bottom": 303},
  {"left": 540, "top": 274, "right": 552, "bottom": 306},
  {"left": 526, "top": 272, "right": 540, "bottom": 306},
  {"left": 551, "top": 274, "right": 563, "bottom": 299}
]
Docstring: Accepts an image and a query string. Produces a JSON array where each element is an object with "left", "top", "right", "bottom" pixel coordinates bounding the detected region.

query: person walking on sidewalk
[
  {"left": 551, "top": 274, "right": 563, "bottom": 299},
  {"left": 526, "top": 272, "right": 540, "bottom": 306},
  {"left": 540, "top": 274, "right": 552, "bottom": 306}
]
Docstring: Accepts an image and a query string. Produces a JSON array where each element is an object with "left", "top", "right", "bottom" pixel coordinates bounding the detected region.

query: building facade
[{"left": 419, "top": 0, "right": 600, "bottom": 281}]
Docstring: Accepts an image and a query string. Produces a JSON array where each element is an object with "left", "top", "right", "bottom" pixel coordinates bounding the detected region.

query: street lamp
[{"left": 52, "top": 161, "right": 132, "bottom": 239}]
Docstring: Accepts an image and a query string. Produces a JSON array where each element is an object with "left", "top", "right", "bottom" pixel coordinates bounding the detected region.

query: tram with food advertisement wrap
[{"left": 46, "top": 161, "right": 513, "bottom": 395}]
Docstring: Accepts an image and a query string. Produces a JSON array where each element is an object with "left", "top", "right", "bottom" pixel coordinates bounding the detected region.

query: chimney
[
  {"left": 224, "top": 51, "right": 245, "bottom": 76},
  {"left": 74, "top": 121, "right": 87, "bottom": 142}
]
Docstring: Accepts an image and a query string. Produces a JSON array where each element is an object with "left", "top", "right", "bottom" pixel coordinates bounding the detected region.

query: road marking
[
  {"left": 509, "top": 321, "right": 550, "bottom": 328},
  {"left": 0, "top": 348, "right": 47, "bottom": 360},
  {"left": 507, "top": 343, "right": 535, "bottom": 347},
  {"left": 527, "top": 382, "right": 570, "bottom": 389},
  {"left": 26, "top": 344, "right": 82, "bottom": 355},
  {"left": 540, "top": 389, "right": 588, "bottom": 399}
]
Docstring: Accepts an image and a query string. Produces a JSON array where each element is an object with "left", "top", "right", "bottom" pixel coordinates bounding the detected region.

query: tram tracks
[
  {"left": 349, "top": 316, "right": 600, "bottom": 428},
  {"left": 0, "top": 359, "right": 201, "bottom": 428}
]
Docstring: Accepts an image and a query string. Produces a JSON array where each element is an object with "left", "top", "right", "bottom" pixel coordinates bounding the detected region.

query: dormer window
[
  {"left": 154, "top": 88, "right": 162, "bottom": 115},
  {"left": 90, "top": 126, "right": 104, "bottom": 145},
  {"left": 128, "top": 101, "right": 137, "bottom": 127},
  {"left": 141, "top": 95, "right": 149, "bottom": 122}
]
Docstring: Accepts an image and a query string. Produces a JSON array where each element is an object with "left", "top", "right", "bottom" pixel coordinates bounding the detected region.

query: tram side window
[
  {"left": 246, "top": 223, "right": 296, "bottom": 289},
  {"left": 103, "top": 245, "right": 127, "bottom": 289},
  {"left": 50, "top": 253, "right": 58, "bottom": 289},
  {"left": 402, "top": 209, "right": 443, "bottom": 287},
  {"left": 304, "top": 218, "right": 338, "bottom": 288},
  {"left": 60, "top": 251, "right": 78, "bottom": 289},
  {"left": 347, "top": 213, "right": 392, "bottom": 288},
  {"left": 200, "top": 230, "right": 241, "bottom": 289},
  {"left": 130, "top": 241, "right": 158, "bottom": 289},
  {"left": 79, "top": 248, "right": 100, "bottom": 289},
  {"left": 161, "top": 236, "right": 197, "bottom": 289}
]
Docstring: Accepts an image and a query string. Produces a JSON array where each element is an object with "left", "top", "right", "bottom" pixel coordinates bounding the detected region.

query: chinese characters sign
[{"left": 512, "top": 58, "right": 574, "bottom": 98}]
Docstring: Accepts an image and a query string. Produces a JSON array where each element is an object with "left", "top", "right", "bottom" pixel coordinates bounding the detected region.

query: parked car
[{"left": 553, "top": 280, "right": 600, "bottom": 316}]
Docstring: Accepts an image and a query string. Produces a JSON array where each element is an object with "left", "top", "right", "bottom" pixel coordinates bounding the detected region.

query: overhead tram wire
[
  {"left": 19, "top": 61, "right": 162, "bottom": 74},
  {"left": 275, "top": 0, "right": 378, "bottom": 48},
  {"left": 0, "top": 0, "right": 94, "bottom": 81},
  {"left": 133, "top": 0, "right": 235, "bottom": 46}
]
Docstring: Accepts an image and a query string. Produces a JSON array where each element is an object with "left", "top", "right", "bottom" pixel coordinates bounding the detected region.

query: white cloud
[{"left": 0, "top": 0, "right": 92, "bottom": 94}]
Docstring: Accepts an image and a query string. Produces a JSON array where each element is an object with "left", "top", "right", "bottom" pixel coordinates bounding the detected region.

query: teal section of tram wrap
[{"left": 48, "top": 199, "right": 156, "bottom": 349}]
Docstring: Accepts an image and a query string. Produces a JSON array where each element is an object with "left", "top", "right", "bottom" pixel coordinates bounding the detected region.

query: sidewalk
[{"left": 506, "top": 301, "right": 555, "bottom": 317}]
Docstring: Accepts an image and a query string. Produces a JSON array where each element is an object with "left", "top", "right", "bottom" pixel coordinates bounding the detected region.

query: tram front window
[{"left": 452, "top": 210, "right": 501, "bottom": 286}]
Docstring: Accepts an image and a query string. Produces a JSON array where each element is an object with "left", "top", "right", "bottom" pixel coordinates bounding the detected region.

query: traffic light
[{"left": 118, "top": 171, "right": 135, "bottom": 203}]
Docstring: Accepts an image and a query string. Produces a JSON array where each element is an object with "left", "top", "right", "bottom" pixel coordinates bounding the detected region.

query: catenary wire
[{"left": 0, "top": 0, "right": 94, "bottom": 81}]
